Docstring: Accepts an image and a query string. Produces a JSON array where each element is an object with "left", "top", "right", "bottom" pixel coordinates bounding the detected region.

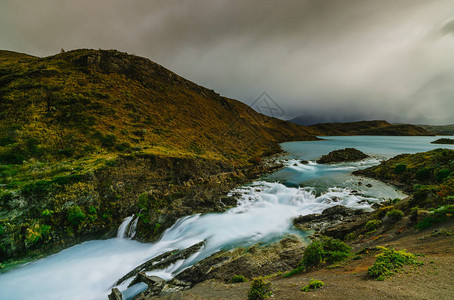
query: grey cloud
[
  {"left": 1, "top": 0, "right": 453, "bottom": 124},
  {"left": 441, "top": 18, "right": 454, "bottom": 35}
]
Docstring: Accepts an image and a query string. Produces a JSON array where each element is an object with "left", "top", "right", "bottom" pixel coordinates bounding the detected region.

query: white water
[
  {"left": 1, "top": 136, "right": 429, "bottom": 300},
  {"left": 116, "top": 215, "right": 138, "bottom": 239},
  {"left": 0, "top": 182, "right": 393, "bottom": 300}
]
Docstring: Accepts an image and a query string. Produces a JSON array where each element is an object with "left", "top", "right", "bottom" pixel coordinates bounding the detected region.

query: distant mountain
[
  {"left": 308, "top": 120, "right": 433, "bottom": 136},
  {"left": 419, "top": 124, "right": 454, "bottom": 136},
  {"left": 289, "top": 114, "right": 365, "bottom": 126}
]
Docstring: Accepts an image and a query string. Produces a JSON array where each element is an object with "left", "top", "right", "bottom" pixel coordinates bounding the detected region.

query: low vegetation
[
  {"left": 284, "top": 237, "right": 351, "bottom": 277},
  {"left": 231, "top": 275, "right": 247, "bottom": 283},
  {"left": 301, "top": 278, "right": 325, "bottom": 292},
  {"left": 367, "top": 246, "right": 423, "bottom": 281},
  {"left": 248, "top": 277, "right": 272, "bottom": 300},
  {"left": 355, "top": 149, "right": 454, "bottom": 211},
  {"left": 415, "top": 205, "right": 454, "bottom": 230}
]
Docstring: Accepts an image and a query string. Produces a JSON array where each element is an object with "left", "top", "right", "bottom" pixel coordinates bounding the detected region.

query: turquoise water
[
  {"left": 267, "top": 136, "right": 454, "bottom": 193},
  {"left": 1, "top": 136, "right": 452, "bottom": 300},
  {"left": 281, "top": 136, "right": 454, "bottom": 160}
]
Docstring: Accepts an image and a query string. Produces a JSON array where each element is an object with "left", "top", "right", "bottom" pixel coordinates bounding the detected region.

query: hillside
[
  {"left": 308, "top": 120, "right": 433, "bottom": 136},
  {"left": 0, "top": 49, "right": 315, "bottom": 166},
  {"left": 420, "top": 124, "right": 454, "bottom": 136},
  {"left": 0, "top": 49, "right": 317, "bottom": 264}
]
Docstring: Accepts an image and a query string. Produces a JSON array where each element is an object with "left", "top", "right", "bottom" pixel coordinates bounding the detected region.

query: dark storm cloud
[{"left": 1, "top": 0, "right": 453, "bottom": 124}]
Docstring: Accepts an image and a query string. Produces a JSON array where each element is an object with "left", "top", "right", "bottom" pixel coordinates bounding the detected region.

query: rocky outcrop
[
  {"left": 115, "top": 241, "right": 205, "bottom": 287},
  {"left": 127, "top": 236, "right": 306, "bottom": 298},
  {"left": 293, "top": 205, "right": 368, "bottom": 239},
  {"left": 175, "top": 236, "right": 306, "bottom": 285},
  {"left": 317, "top": 148, "right": 369, "bottom": 164}
]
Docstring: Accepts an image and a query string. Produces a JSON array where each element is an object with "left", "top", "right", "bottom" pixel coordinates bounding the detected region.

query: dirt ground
[{"left": 149, "top": 222, "right": 454, "bottom": 300}]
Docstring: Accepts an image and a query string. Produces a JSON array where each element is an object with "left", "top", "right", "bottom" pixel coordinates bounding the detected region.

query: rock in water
[
  {"left": 108, "top": 288, "right": 123, "bottom": 300},
  {"left": 317, "top": 148, "right": 369, "bottom": 164},
  {"left": 115, "top": 241, "right": 205, "bottom": 286}
]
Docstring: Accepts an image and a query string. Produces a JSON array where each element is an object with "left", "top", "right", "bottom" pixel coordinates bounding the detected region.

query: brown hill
[
  {"left": 0, "top": 49, "right": 317, "bottom": 263},
  {"left": 309, "top": 120, "right": 433, "bottom": 136},
  {"left": 0, "top": 49, "right": 316, "bottom": 167}
]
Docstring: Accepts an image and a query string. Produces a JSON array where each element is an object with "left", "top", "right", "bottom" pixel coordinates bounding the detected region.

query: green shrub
[
  {"left": 88, "top": 206, "right": 97, "bottom": 215},
  {"left": 25, "top": 223, "right": 51, "bottom": 245},
  {"left": 301, "top": 278, "right": 324, "bottom": 292},
  {"left": 282, "top": 265, "right": 304, "bottom": 277},
  {"left": 232, "top": 275, "right": 247, "bottom": 283},
  {"left": 415, "top": 168, "right": 431, "bottom": 181},
  {"left": 67, "top": 206, "right": 86, "bottom": 225},
  {"left": 415, "top": 205, "right": 454, "bottom": 230},
  {"left": 41, "top": 209, "right": 53, "bottom": 217},
  {"left": 394, "top": 164, "right": 407, "bottom": 175},
  {"left": 365, "top": 220, "right": 382, "bottom": 231},
  {"left": 385, "top": 209, "right": 404, "bottom": 223},
  {"left": 436, "top": 169, "right": 451, "bottom": 183},
  {"left": 248, "top": 277, "right": 272, "bottom": 300},
  {"left": 322, "top": 237, "right": 351, "bottom": 263},
  {"left": 301, "top": 241, "right": 324, "bottom": 268},
  {"left": 368, "top": 247, "right": 422, "bottom": 280},
  {"left": 285, "top": 237, "right": 351, "bottom": 277}
]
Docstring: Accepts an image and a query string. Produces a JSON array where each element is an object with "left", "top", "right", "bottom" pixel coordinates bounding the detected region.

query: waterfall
[
  {"left": 117, "top": 215, "right": 134, "bottom": 239},
  {"left": 128, "top": 217, "right": 139, "bottom": 239}
]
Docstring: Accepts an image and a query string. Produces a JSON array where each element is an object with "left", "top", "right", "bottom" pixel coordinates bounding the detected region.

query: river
[{"left": 0, "top": 136, "right": 452, "bottom": 300}]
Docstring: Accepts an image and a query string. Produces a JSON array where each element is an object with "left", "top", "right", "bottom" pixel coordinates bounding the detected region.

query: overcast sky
[{"left": 1, "top": 0, "right": 454, "bottom": 124}]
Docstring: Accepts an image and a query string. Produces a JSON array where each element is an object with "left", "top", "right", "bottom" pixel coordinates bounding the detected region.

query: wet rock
[
  {"left": 108, "top": 288, "right": 123, "bottom": 300},
  {"left": 317, "top": 148, "right": 369, "bottom": 164},
  {"left": 322, "top": 217, "right": 369, "bottom": 240},
  {"left": 322, "top": 205, "right": 354, "bottom": 216},
  {"left": 116, "top": 241, "right": 205, "bottom": 286},
  {"left": 220, "top": 196, "right": 237, "bottom": 206},
  {"left": 293, "top": 205, "right": 367, "bottom": 236},
  {"left": 293, "top": 213, "right": 322, "bottom": 224},
  {"left": 129, "top": 272, "right": 165, "bottom": 289},
  {"left": 175, "top": 235, "right": 306, "bottom": 286},
  {"left": 366, "top": 183, "right": 373, "bottom": 188},
  {"left": 129, "top": 273, "right": 165, "bottom": 298},
  {"left": 300, "top": 160, "right": 309, "bottom": 164}
]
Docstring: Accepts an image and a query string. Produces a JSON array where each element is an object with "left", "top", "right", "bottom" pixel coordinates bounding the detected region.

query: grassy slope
[
  {"left": 309, "top": 120, "right": 433, "bottom": 136},
  {"left": 0, "top": 49, "right": 315, "bottom": 167},
  {"left": 0, "top": 49, "right": 317, "bottom": 264}
]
